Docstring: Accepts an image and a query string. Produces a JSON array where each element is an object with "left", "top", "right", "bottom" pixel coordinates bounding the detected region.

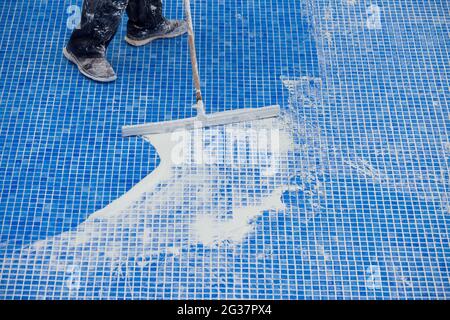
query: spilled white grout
[
  {"left": 91, "top": 133, "right": 176, "bottom": 219},
  {"left": 1, "top": 112, "right": 316, "bottom": 298},
  {"left": 191, "top": 185, "right": 300, "bottom": 245}
]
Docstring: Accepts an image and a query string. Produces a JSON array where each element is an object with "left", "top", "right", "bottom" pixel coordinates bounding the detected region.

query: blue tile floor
[{"left": 0, "top": 0, "right": 448, "bottom": 299}]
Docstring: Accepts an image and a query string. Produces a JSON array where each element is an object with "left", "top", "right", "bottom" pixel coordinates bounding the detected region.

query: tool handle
[{"left": 184, "top": 0, "right": 202, "bottom": 103}]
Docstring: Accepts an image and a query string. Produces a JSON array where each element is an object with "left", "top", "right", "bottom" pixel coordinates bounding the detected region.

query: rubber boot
[
  {"left": 125, "top": 0, "right": 187, "bottom": 47},
  {"left": 64, "top": 0, "right": 128, "bottom": 82}
]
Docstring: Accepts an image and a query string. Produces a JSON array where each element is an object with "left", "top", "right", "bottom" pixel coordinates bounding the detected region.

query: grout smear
[
  {"left": 0, "top": 110, "right": 321, "bottom": 299},
  {"left": 191, "top": 185, "right": 300, "bottom": 245}
]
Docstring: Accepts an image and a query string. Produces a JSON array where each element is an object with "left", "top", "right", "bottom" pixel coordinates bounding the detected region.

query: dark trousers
[{"left": 67, "top": 0, "right": 164, "bottom": 58}]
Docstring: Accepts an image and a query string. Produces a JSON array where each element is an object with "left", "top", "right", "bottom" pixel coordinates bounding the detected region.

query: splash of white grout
[
  {"left": 1, "top": 111, "right": 318, "bottom": 298},
  {"left": 191, "top": 185, "right": 299, "bottom": 245},
  {"left": 91, "top": 133, "right": 175, "bottom": 219}
]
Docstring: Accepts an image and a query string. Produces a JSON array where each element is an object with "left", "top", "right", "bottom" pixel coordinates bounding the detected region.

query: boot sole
[
  {"left": 63, "top": 47, "right": 117, "bottom": 83},
  {"left": 124, "top": 26, "right": 188, "bottom": 47}
]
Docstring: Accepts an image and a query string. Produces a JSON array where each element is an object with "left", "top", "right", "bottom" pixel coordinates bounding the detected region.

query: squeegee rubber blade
[{"left": 122, "top": 105, "right": 280, "bottom": 137}]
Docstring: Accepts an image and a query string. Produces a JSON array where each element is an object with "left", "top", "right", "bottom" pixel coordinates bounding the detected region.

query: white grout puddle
[{"left": 1, "top": 105, "right": 329, "bottom": 298}]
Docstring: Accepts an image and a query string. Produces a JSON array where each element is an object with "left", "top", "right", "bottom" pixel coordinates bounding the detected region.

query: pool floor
[{"left": 0, "top": 0, "right": 448, "bottom": 299}]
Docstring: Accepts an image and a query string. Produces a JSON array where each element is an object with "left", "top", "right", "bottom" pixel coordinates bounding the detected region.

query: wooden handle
[{"left": 184, "top": 0, "right": 202, "bottom": 102}]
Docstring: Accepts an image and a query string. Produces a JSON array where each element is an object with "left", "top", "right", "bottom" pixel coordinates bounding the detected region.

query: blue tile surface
[{"left": 0, "top": 0, "right": 448, "bottom": 299}]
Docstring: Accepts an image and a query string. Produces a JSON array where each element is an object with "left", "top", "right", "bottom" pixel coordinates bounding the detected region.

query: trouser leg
[
  {"left": 67, "top": 0, "right": 129, "bottom": 58},
  {"left": 126, "top": 0, "right": 165, "bottom": 35}
]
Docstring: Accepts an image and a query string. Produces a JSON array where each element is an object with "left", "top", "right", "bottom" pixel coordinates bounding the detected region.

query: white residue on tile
[
  {"left": 366, "top": 4, "right": 382, "bottom": 30},
  {"left": 1, "top": 111, "right": 317, "bottom": 298},
  {"left": 344, "top": 0, "right": 358, "bottom": 6},
  {"left": 91, "top": 132, "right": 176, "bottom": 219},
  {"left": 365, "top": 265, "right": 382, "bottom": 290},
  {"left": 344, "top": 156, "right": 386, "bottom": 183},
  {"left": 191, "top": 185, "right": 299, "bottom": 245}
]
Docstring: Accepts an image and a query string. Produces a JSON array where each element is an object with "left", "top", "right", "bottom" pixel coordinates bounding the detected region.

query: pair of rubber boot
[{"left": 64, "top": 0, "right": 187, "bottom": 82}]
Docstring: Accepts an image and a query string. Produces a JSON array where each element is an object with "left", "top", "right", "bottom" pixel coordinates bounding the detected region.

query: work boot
[
  {"left": 125, "top": 19, "right": 188, "bottom": 47},
  {"left": 63, "top": 47, "right": 117, "bottom": 83}
]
